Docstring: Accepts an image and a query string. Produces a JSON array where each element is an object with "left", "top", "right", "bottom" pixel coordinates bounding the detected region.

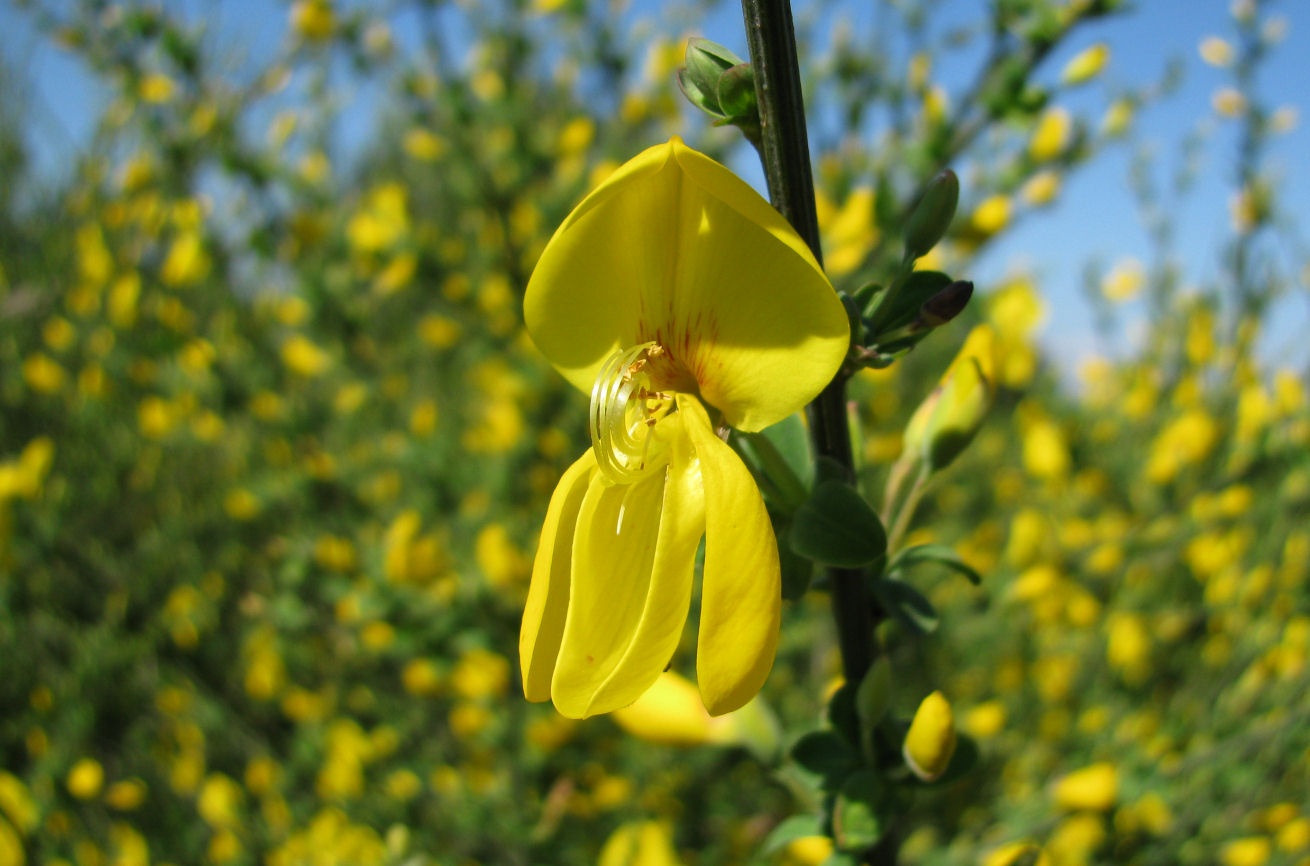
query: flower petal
[
  {"left": 551, "top": 419, "right": 705, "bottom": 718},
  {"left": 520, "top": 449, "right": 595, "bottom": 702},
  {"left": 680, "top": 395, "right": 781, "bottom": 715},
  {"left": 525, "top": 137, "right": 848, "bottom": 432}
]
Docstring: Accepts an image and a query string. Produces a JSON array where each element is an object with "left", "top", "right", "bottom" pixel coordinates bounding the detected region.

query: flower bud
[
  {"left": 903, "top": 690, "right": 956, "bottom": 781},
  {"left": 918, "top": 280, "right": 973, "bottom": 328},
  {"left": 677, "top": 38, "right": 744, "bottom": 118},
  {"left": 904, "top": 169, "right": 959, "bottom": 260},
  {"left": 902, "top": 325, "right": 996, "bottom": 472}
]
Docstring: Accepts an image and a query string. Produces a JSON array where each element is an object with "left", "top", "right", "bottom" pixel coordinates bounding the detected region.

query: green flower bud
[
  {"left": 677, "top": 38, "right": 744, "bottom": 118},
  {"left": 904, "top": 169, "right": 959, "bottom": 260}
]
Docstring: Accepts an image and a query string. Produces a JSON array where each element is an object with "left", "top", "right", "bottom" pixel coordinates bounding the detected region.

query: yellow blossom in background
[
  {"left": 104, "top": 779, "right": 147, "bottom": 812},
  {"left": 817, "top": 186, "right": 878, "bottom": 277},
  {"left": 599, "top": 820, "right": 684, "bottom": 866},
  {"left": 281, "top": 335, "right": 331, "bottom": 376},
  {"left": 160, "top": 230, "right": 211, "bottom": 287},
  {"left": 1061, "top": 43, "right": 1109, "bottom": 85},
  {"left": 1019, "top": 404, "right": 1071, "bottom": 482},
  {"left": 1053, "top": 763, "right": 1118, "bottom": 812},
  {"left": 1101, "top": 258, "right": 1145, "bottom": 302},
  {"left": 1021, "top": 170, "right": 1062, "bottom": 207},
  {"left": 22, "top": 353, "right": 65, "bottom": 394},
  {"left": 970, "top": 194, "right": 1011, "bottom": 236},
  {"left": 347, "top": 183, "right": 409, "bottom": 253},
  {"left": 66, "top": 759, "right": 104, "bottom": 800},
  {"left": 1221, "top": 837, "right": 1273, "bottom": 866},
  {"left": 520, "top": 138, "right": 847, "bottom": 718},
  {"left": 1213, "top": 87, "right": 1248, "bottom": 118},
  {"left": 611, "top": 670, "right": 778, "bottom": 756},
  {"left": 0, "top": 438, "right": 55, "bottom": 502},
  {"left": 1030, "top": 108, "right": 1072, "bottom": 162},
  {"left": 1200, "top": 36, "right": 1235, "bottom": 67},
  {"left": 1106, "top": 612, "right": 1152, "bottom": 686},
  {"left": 0, "top": 772, "right": 38, "bottom": 834},
  {"left": 783, "top": 836, "right": 835, "bottom": 866},
  {"left": 139, "top": 73, "right": 176, "bottom": 104},
  {"left": 290, "top": 0, "right": 335, "bottom": 40},
  {"left": 1102, "top": 98, "right": 1134, "bottom": 137},
  {"left": 983, "top": 842, "right": 1050, "bottom": 866},
  {"left": 402, "top": 128, "right": 446, "bottom": 161},
  {"left": 1145, "top": 409, "right": 1219, "bottom": 483}
]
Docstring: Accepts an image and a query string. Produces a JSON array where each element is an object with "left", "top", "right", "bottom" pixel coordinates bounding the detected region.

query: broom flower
[{"left": 520, "top": 138, "right": 847, "bottom": 718}]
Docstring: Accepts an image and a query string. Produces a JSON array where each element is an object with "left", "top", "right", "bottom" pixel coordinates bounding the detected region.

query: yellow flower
[
  {"left": 599, "top": 820, "right": 684, "bottom": 866},
  {"left": 1062, "top": 43, "right": 1109, "bottom": 85},
  {"left": 519, "top": 138, "right": 848, "bottom": 718},
  {"left": 1030, "top": 108, "right": 1072, "bottom": 163},
  {"left": 66, "top": 758, "right": 104, "bottom": 800},
  {"left": 903, "top": 690, "right": 956, "bottom": 781},
  {"left": 1053, "top": 762, "right": 1118, "bottom": 811}
]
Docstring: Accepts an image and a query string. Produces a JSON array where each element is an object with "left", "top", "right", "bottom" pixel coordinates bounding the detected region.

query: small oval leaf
[{"left": 789, "top": 480, "right": 887, "bottom": 568}]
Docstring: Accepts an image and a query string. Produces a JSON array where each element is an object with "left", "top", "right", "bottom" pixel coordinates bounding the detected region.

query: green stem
[
  {"left": 886, "top": 463, "right": 930, "bottom": 554},
  {"left": 740, "top": 0, "right": 875, "bottom": 688}
]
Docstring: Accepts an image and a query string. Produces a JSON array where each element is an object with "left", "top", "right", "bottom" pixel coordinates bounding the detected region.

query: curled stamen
[{"left": 589, "top": 342, "right": 673, "bottom": 484}]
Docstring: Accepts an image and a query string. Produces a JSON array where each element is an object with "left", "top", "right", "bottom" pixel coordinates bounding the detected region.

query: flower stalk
[{"left": 740, "top": 0, "right": 876, "bottom": 687}]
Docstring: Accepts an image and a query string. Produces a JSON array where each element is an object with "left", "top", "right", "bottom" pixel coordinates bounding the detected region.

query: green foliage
[{"left": 0, "top": 0, "right": 1306, "bottom": 865}]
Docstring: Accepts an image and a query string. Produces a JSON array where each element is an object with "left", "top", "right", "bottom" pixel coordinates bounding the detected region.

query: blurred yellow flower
[
  {"left": 817, "top": 186, "right": 878, "bottom": 277},
  {"left": 22, "top": 353, "right": 65, "bottom": 394},
  {"left": 290, "top": 0, "right": 335, "bottom": 40},
  {"left": 1221, "top": 837, "right": 1272, "bottom": 866},
  {"left": 139, "top": 73, "right": 176, "bottom": 104},
  {"left": 1021, "top": 170, "right": 1061, "bottom": 207},
  {"left": 0, "top": 438, "right": 55, "bottom": 502},
  {"left": 281, "top": 335, "right": 331, "bottom": 376},
  {"left": 66, "top": 759, "right": 104, "bottom": 800},
  {"left": 1030, "top": 108, "right": 1072, "bottom": 162},
  {"left": 403, "top": 128, "right": 446, "bottom": 161},
  {"left": 970, "top": 195, "right": 1011, "bottom": 236},
  {"left": 611, "top": 670, "right": 778, "bottom": 756},
  {"left": 1212, "top": 87, "right": 1248, "bottom": 118},
  {"left": 1101, "top": 258, "right": 1145, "bottom": 303},
  {"left": 104, "top": 778, "right": 147, "bottom": 812},
  {"left": 599, "top": 820, "right": 684, "bottom": 866},
  {"left": 520, "top": 138, "right": 847, "bottom": 718},
  {"left": 1061, "top": 43, "right": 1109, "bottom": 85},
  {"left": 160, "top": 230, "right": 211, "bottom": 287},
  {"left": 783, "top": 835, "right": 835, "bottom": 866},
  {"left": 1053, "top": 762, "right": 1118, "bottom": 811},
  {"left": 982, "top": 841, "right": 1049, "bottom": 866},
  {"left": 1200, "top": 36, "right": 1235, "bottom": 67}
]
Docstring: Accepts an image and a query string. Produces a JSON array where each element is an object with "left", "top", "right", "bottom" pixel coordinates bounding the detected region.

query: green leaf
[
  {"left": 855, "top": 657, "right": 893, "bottom": 759},
  {"left": 716, "top": 63, "right": 757, "bottom": 119},
  {"left": 789, "top": 480, "right": 887, "bottom": 569},
  {"left": 922, "top": 732, "right": 979, "bottom": 787},
  {"left": 779, "top": 532, "right": 815, "bottom": 601},
  {"left": 821, "top": 852, "right": 862, "bottom": 866},
  {"left": 761, "top": 412, "right": 814, "bottom": 489},
  {"left": 760, "top": 814, "right": 824, "bottom": 856},
  {"left": 871, "top": 577, "right": 939, "bottom": 634},
  {"left": 791, "top": 730, "right": 860, "bottom": 792},
  {"left": 833, "top": 770, "right": 887, "bottom": 851},
  {"left": 888, "top": 543, "right": 982, "bottom": 585},
  {"left": 827, "top": 682, "right": 861, "bottom": 749}
]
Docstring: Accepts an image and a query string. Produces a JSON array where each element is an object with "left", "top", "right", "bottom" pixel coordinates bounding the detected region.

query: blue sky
[{"left": 3, "top": 0, "right": 1307, "bottom": 378}]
